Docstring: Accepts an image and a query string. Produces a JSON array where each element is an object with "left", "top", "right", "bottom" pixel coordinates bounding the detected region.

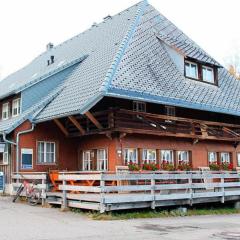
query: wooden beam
[
  {"left": 53, "top": 119, "right": 69, "bottom": 137},
  {"left": 200, "top": 124, "right": 208, "bottom": 138},
  {"left": 68, "top": 116, "right": 85, "bottom": 135},
  {"left": 85, "top": 111, "right": 103, "bottom": 129},
  {"left": 223, "top": 127, "right": 240, "bottom": 137}
]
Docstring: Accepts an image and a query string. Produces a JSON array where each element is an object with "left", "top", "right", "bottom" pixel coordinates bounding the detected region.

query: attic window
[
  {"left": 202, "top": 66, "right": 214, "bottom": 83},
  {"left": 185, "top": 61, "right": 198, "bottom": 79},
  {"left": 184, "top": 59, "right": 217, "bottom": 85}
]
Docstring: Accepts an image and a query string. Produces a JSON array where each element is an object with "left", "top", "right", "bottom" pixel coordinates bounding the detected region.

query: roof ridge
[{"left": 99, "top": 0, "right": 148, "bottom": 93}]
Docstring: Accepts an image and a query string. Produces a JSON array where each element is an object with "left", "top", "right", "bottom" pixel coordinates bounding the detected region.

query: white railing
[
  {"left": 12, "top": 172, "right": 47, "bottom": 206},
  {"left": 57, "top": 171, "right": 240, "bottom": 212}
]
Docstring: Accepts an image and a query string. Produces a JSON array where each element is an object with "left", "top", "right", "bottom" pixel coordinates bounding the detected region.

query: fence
[
  {"left": 12, "top": 172, "right": 47, "bottom": 206},
  {"left": 56, "top": 171, "right": 240, "bottom": 212}
]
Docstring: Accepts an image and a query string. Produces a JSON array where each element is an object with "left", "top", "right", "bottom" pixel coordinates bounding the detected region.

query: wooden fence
[
  {"left": 56, "top": 171, "right": 240, "bottom": 212},
  {"left": 12, "top": 172, "right": 47, "bottom": 206}
]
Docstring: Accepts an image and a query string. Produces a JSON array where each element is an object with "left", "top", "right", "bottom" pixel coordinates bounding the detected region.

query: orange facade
[{"left": 9, "top": 120, "right": 240, "bottom": 173}]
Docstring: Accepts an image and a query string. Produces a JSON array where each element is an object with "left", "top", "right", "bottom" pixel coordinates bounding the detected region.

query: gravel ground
[{"left": 1, "top": 196, "right": 240, "bottom": 240}]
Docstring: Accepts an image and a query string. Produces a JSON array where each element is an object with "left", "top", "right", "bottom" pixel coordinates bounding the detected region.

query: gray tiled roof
[
  {"left": 1, "top": 0, "right": 240, "bottom": 132},
  {"left": 107, "top": 3, "right": 240, "bottom": 116}
]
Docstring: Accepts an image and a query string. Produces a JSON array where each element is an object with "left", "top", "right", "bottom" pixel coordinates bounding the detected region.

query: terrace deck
[{"left": 12, "top": 171, "right": 240, "bottom": 212}]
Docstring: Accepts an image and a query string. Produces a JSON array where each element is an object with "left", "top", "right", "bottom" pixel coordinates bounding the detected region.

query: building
[{"left": 1, "top": 0, "right": 240, "bottom": 192}]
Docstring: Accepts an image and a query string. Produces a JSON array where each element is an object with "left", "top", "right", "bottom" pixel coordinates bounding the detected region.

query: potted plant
[
  {"left": 177, "top": 161, "right": 192, "bottom": 171},
  {"left": 209, "top": 161, "right": 221, "bottom": 171},
  {"left": 161, "top": 160, "right": 175, "bottom": 171},
  {"left": 128, "top": 161, "right": 140, "bottom": 171}
]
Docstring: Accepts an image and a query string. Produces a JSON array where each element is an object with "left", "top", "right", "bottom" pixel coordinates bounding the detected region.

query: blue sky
[{"left": 0, "top": 0, "right": 239, "bottom": 80}]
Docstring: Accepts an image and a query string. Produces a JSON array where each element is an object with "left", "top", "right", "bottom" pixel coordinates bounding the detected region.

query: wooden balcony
[{"left": 55, "top": 109, "right": 240, "bottom": 142}]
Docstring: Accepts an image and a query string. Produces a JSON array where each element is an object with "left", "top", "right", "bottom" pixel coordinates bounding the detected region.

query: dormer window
[
  {"left": 202, "top": 66, "right": 214, "bottom": 83},
  {"left": 2, "top": 103, "right": 9, "bottom": 120},
  {"left": 185, "top": 61, "right": 198, "bottom": 79},
  {"left": 184, "top": 59, "right": 217, "bottom": 85},
  {"left": 12, "top": 98, "right": 21, "bottom": 117}
]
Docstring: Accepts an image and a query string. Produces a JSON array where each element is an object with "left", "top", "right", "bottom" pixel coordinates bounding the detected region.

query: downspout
[{"left": 3, "top": 123, "right": 35, "bottom": 176}]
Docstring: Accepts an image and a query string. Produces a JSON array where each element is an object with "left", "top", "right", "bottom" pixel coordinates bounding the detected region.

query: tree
[{"left": 225, "top": 50, "right": 240, "bottom": 80}]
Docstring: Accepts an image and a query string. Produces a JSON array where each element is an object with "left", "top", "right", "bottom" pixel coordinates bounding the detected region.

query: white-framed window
[
  {"left": 97, "top": 149, "right": 108, "bottom": 171},
  {"left": 220, "top": 152, "right": 230, "bottom": 164},
  {"left": 185, "top": 61, "right": 198, "bottom": 79},
  {"left": 208, "top": 152, "right": 217, "bottom": 163},
  {"left": 0, "top": 143, "right": 9, "bottom": 165},
  {"left": 202, "top": 66, "right": 214, "bottom": 83},
  {"left": 177, "top": 151, "right": 189, "bottom": 163},
  {"left": 161, "top": 150, "right": 174, "bottom": 164},
  {"left": 12, "top": 98, "right": 21, "bottom": 117},
  {"left": 82, "top": 150, "right": 92, "bottom": 171},
  {"left": 165, "top": 106, "right": 176, "bottom": 117},
  {"left": 124, "top": 148, "right": 138, "bottom": 164},
  {"left": 37, "top": 141, "right": 56, "bottom": 164},
  {"left": 237, "top": 153, "right": 240, "bottom": 167},
  {"left": 133, "top": 101, "right": 146, "bottom": 112},
  {"left": 21, "top": 148, "right": 33, "bottom": 169},
  {"left": 142, "top": 149, "right": 157, "bottom": 163},
  {"left": 2, "top": 103, "right": 9, "bottom": 120}
]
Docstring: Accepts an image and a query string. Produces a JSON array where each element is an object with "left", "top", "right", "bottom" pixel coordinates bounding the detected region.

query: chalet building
[{"left": 1, "top": 0, "right": 240, "bottom": 192}]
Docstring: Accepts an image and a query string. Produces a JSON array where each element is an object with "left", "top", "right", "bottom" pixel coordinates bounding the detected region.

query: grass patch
[{"left": 71, "top": 203, "right": 240, "bottom": 220}]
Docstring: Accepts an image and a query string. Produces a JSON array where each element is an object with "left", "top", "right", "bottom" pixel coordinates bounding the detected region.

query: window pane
[
  {"left": 208, "top": 152, "right": 217, "bottom": 163},
  {"left": 185, "top": 62, "right": 198, "bottom": 79},
  {"left": 221, "top": 152, "right": 230, "bottom": 163},
  {"left": 202, "top": 66, "right": 214, "bottom": 83},
  {"left": 178, "top": 151, "right": 189, "bottom": 163}
]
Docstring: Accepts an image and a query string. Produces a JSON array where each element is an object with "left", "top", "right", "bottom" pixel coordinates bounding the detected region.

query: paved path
[{"left": 1, "top": 197, "right": 240, "bottom": 240}]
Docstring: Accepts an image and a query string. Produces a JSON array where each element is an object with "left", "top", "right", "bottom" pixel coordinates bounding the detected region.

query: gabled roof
[{"left": 1, "top": 0, "right": 240, "bottom": 132}]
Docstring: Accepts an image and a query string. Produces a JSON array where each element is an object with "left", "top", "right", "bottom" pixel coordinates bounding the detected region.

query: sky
[{"left": 0, "top": 0, "right": 239, "bottom": 81}]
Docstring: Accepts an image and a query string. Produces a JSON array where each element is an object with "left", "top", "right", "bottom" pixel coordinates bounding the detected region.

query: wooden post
[
  {"left": 221, "top": 174, "right": 225, "bottom": 203},
  {"left": 188, "top": 173, "right": 193, "bottom": 206},
  {"left": 151, "top": 173, "right": 156, "bottom": 210},
  {"left": 100, "top": 173, "right": 106, "bottom": 213},
  {"left": 41, "top": 175, "right": 46, "bottom": 206},
  {"left": 61, "top": 175, "right": 68, "bottom": 211}
]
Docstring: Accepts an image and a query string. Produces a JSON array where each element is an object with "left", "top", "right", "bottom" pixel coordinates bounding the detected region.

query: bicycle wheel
[
  {"left": 12, "top": 185, "right": 24, "bottom": 203},
  {"left": 27, "top": 188, "right": 41, "bottom": 206}
]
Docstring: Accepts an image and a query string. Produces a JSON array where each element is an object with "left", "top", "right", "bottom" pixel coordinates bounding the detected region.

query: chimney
[
  {"left": 46, "top": 42, "right": 54, "bottom": 51},
  {"left": 50, "top": 55, "right": 55, "bottom": 64}
]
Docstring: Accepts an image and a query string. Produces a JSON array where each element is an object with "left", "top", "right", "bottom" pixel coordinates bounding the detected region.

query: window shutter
[{"left": 3, "top": 152, "right": 8, "bottom": 165}]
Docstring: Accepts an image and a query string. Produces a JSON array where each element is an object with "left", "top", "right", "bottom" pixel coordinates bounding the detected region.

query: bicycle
[{"left": 12, "top": 179, "right": 42, "bottom": 206}]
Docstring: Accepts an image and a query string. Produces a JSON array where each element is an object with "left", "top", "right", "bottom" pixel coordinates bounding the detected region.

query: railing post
[
  {"left": 188, "top": 172, "right": 193, "bottom": 206},
  {"left": 100, "top": 173, "right": 106, "bottom": 213},
  {"left": 151, "top": 173, "right": 156, "bottom": 210},
  {"left": 41, "top": 174, "right": 46, "bottom": 206},
  {"left": 221, "top": 174, "right": 225, "bottom": 203},
  {"left": 61, "top": 173, "right": 68, "bottom": 211}
]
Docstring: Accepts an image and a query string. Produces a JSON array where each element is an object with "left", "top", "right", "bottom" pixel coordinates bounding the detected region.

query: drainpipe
[{"left": 2, "top": 123, "right": 35, "bottom": 176}]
